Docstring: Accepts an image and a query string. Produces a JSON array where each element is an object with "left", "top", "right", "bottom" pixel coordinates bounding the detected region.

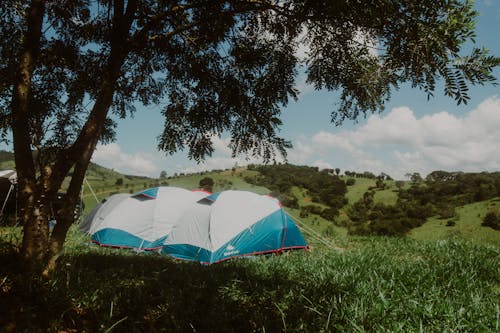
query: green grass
[
  {"left": 1, "top": 228, "right": 498, "bottom": 332},
  {"left": 167, "top": 169, "right": 270, "bottom": 194},
  {"left": 344, "top": 177, "right": 376, "bottom": 205},
  {"left": 409, "top": 198, "right": 500, "bottom": 247}
]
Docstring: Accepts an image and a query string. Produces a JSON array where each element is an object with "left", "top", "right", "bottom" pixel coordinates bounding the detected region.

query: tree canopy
[{"left": 0, "top": 0, "right": 498, "bottom": 272}]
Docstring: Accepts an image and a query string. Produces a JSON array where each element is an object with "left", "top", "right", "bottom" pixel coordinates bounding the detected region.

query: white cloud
[
  {"left": 92, "top": 143, "right": 159, "bottom": 177},
  {"left": 288, "top": 96, "right": 500, "bottom": 179},
  {"left": 92, "top": 97, "right": 500, "bottom": 180},
  {"left": 312, "top": 159, "right": 333, "bottom": 170}
]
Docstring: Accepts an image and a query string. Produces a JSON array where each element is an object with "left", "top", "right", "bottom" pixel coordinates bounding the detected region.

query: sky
[{"left": 4, "top": 1, "right": 500, "bottom": 180}]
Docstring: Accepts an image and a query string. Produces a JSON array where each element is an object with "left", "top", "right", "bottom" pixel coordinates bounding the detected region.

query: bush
[
  {"left": 320, "top": 207, "right": 339, "bottom": 221},
  {"left": 346, "top": 178, "right": 356, "bottom": 186},
  {"left": 482, "top": 212, "right": 500, "bottom": 230},
  {"left": 199, "top": 177, "right": 215, "bottom": 192},
  {"left": 279, "top": 194, "right": 299, "bottom": 209}
]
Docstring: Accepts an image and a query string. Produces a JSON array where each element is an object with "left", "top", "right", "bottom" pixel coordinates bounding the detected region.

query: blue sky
[{"left": 3, "top": 1, "right": 500, "bottom": 180}]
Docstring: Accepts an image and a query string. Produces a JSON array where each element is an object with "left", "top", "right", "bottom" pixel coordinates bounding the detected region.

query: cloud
[
  {"left": 288, "top": 96, "right": 500, "bottom": 179},
  {"left": 91, "top": 97, "right": 500, "bottom": 181},
  {"left": 92, "top": 143, "right": 159, "bottom": 177}
]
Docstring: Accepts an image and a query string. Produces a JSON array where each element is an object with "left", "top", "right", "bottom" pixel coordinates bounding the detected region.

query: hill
[{"left": 1, "top": 150, "right": 499, "bottom": 246}]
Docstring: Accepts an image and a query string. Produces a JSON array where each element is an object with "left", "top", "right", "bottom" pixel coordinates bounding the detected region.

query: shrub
[
  {"left": 446, "top": 220, "right": 457, "bottom": 227},
  {"left": 346, "top": 178, "right": 356, "bottom": 186},
  {"left": 482, "top": 212, "right": 500, "bottom": 230},
  {"left": 199, "top": 177, "right": 215, "bottom": 192}
]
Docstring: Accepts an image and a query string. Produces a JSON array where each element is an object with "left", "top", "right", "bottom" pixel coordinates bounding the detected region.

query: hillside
[
  {"left": 88, "top": 164, "right": 499, "bottom": 247},
  {"left": 1, "top": 150, "right": 499, "bottom": 246}
]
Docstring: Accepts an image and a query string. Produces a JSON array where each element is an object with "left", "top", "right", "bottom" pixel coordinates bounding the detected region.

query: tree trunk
[
  {"left": 42, "top": 0, "right": 138, "bottom": 274},
  {"left": 10, "top": 0, "right": 46, "bottom": 269},
  {"left": 44, "top": 142, "right": 98, "bottom": 275},
  {"left": 11, "top": 0, "right": 137, "bottom": 275}
]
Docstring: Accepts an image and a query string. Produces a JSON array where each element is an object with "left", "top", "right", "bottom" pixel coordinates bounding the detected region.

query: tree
[
  {"left": 199, "top": 177, "right": 214, "bottom": 193},
  {"left": 159, "top": 170, "right": 167, "bottom": 179},
  {"left": 0, "top": 0, "right": 498, "bottom": 274}
]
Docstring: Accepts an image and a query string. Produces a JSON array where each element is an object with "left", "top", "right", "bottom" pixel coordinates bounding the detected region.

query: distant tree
[
  {"left": 362, "top": 172, "right": 376, "bottom": 179},
  {"left": 346, "top": 178, "right": 356, "bottom": 186},
  {"left": 375, "top": 178, "right": 385, "bottom": 189},
  {"left": 482, "top": 212, "right": 500, "bottom": 230},
  {"left": 199, "top": 177, "right": 215, "bottom": 193},
  {"left": 1, "top": 0, "right": 498, "bottom": 274},
  {"left": 335, "top": 168, "right": 340, "bottom": 176},
  {"left": 159, "top": 171, "right": 167, "bottom": 179},
  {"left": 115, "top": 178, "right": 123, "bottom": 186},
  {"left": 395, "top": 181, "right": 405, "bottom": 190},
  {"left": 409, "top": 173, "right": 423, "bottom": 185}
]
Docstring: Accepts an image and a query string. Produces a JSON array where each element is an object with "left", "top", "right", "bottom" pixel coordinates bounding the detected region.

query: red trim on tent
[
  {"left": 192, "top": 189, "right": 212, "bottom": 195},
  {"left": 263, "top": 194, "right": 282, "bottom": 207},
  {"left": 198, "top": 245, "right": 309, "bottom": 265}
]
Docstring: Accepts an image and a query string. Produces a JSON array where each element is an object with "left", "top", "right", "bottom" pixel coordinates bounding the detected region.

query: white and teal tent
[
  {"left": 80, "top": 187, "right": 208, "bottom": 250},
  {"left": 161, "top": 190, "right": 308, "bottom": 264}
]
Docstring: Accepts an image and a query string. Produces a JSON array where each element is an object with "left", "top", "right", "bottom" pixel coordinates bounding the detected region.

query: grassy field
[
  {"left": 1, "top": 227, "right": 498, "bottom": 332},
  {"left": 409, "top": 198, "right": 500, "bottom": 247}
]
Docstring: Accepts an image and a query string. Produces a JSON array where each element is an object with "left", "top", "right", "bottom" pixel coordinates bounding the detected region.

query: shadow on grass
[{"left": 0, "top": 245, "right": 325, "bottom": 333}]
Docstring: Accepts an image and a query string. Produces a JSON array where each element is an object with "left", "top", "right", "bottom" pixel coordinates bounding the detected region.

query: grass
[
  {"left": 1, "top": 228, "right": 498, "bottom": 332},
  {"left": 409, "top": 198, "right": 500, "bottom": 247},
  {"left": 167, "top": 169, "right": 270, "bottom": 194},
  {"left": 344, "top": 177, "right": 375, "bottom": 205}
]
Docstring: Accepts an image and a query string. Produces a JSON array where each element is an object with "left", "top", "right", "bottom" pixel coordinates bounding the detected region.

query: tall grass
[{"left": 1, "top": 227, "right": 498, "bottom": 332}]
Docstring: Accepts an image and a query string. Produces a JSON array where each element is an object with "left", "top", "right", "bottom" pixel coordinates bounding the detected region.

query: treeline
[
  {"left": 346, "top": 171, "right": 500, "bottom": 236},
  {"left": 246, "top": 164, "right": 347, "bottom": 220}
]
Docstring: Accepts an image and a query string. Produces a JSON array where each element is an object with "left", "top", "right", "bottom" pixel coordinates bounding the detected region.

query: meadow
[
  {"left": 1, "top": 165, "right": 499, "bottom": 332},
  {"left": 1, "top": 225, "right": 499, "bottom": 332}
]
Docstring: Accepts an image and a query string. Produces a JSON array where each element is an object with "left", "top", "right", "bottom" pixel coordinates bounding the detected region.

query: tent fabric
[
  {"left": 0, "top": 170, "right": 17, "bottom": 220},
  {"left": 81, "top": 187, "right": 207, "bottom": 250},
  {"left": 0, "top": 170, "right": 17, "bottom": 183},
  {"left": 162, "top": 190, "right": 308, "bottom": 264}
]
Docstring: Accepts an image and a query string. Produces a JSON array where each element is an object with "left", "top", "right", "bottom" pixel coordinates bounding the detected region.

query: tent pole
[
  {"left": 0, "top": 184, "right": 14, "bottom": 223},
  {"left": 85, "top": 178, "right": 100, "bottom": 204}
]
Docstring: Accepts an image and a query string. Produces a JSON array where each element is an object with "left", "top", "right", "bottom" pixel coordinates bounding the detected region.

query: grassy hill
[
  {"left": 2, "top": 151, "right": 499, "bottom": 246},
  {"left": 409, "top": 197, "right": 500, "bottom": 245}
]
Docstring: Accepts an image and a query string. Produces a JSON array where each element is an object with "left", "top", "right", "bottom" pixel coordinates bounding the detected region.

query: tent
[
  {"left": 161, "top": 190, "right": 308, "bottom": 264},
  {"left": 0, "top": 170, "right": 17, "bottom": 223},
  {"left": 81, "top": 187, "right": 208, "bottom": 250}
]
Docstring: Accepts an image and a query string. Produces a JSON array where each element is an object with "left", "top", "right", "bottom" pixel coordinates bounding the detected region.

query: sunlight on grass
[{"left": 1, "top": 227, "right": 498, "bottom": 332}]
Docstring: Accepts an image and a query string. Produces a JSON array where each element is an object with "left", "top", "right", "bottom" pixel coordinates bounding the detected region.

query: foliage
[
  {"left": 1, "top": 229, "right": 498, "bottom": 332},
  {"left": 482, "top": 211, "right": 500, "bottom": 230},
  {"left": 347, "top": 171, "right": 500, "bottom": 236},
  {"left": 246, "top": 165, "right": 347, "bottom": 220},
  {"left": 199, "top": 177, "right": 215, "bottom": 193}
]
